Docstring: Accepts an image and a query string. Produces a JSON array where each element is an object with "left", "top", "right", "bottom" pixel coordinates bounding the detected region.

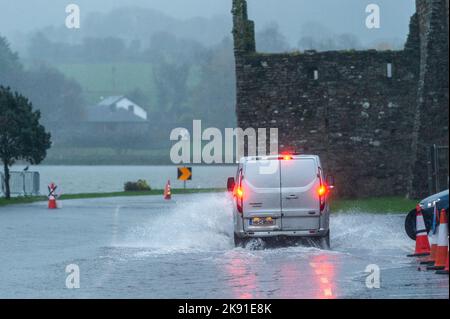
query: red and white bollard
[{"left": 48, "top": 182, "right": 59, "bottom": 209}]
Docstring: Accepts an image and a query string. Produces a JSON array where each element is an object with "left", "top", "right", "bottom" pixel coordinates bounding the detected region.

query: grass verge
[{"left": 331, "top": 196, "right": 417, "bottom": 214}]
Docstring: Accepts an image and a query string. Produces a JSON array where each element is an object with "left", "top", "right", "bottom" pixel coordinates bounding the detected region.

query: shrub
[{"left": 124, "top": 179, "right": 151, "bottom": 192}]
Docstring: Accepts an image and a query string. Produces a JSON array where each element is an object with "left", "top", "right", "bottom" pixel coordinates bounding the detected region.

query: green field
[
  {"left": 55, "top": 63, "right": 157, "bottom": 106},
  {"left": 331, "top": 196, "right": 417, "bottom": 213},
  {"left": 55, "top": 62, "right": 201, "bottom": 107}
]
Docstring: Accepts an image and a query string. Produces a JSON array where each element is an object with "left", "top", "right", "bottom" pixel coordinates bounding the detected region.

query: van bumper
[{"left": 236, "top": 228, "right": 329, "bottom": 238}]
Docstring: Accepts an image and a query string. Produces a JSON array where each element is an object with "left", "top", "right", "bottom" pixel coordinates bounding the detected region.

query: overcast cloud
[{"left": 0, "top": 0, "right": 416, "bottom": 48}]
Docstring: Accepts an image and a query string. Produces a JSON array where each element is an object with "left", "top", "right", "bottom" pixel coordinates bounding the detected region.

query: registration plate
[{"left": 250, "top": 217, "right": 275, "bottom": 226}]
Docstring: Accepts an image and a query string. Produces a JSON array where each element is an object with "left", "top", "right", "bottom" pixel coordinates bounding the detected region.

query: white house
[{"left": 87, "top": 96, "right": 148, "bottom": 123}]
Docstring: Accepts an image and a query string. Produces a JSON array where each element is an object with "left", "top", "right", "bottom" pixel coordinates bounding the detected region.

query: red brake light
[
  {"left": 236, "top": 169, "right": 244, "bottom": 214},
  {"left": 318, "top": 185, "right": 327, "bottom": 197},
  {"left": 281, "top": 154, "right": 293, "bottom": 160},
  {"left": 236, "top": 187, "right": 244, "bottom": 199}
]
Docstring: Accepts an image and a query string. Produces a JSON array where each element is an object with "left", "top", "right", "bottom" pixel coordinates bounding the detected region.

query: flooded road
[{"left": 0, "top": 194, "right": 448, "bottom": 299}]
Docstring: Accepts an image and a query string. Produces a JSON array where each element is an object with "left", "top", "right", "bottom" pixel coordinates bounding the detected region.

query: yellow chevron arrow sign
[{"left": 177, "top": 167, "right": 192, "bottom": 181}]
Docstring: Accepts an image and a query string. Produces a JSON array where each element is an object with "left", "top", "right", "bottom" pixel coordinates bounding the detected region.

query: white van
[{"left": 227, "top": 154, "right": 333, "bottom": 248}]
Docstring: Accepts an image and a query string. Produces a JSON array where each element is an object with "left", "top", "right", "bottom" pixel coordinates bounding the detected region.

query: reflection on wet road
[{"left": 0, "top": 194, "right": 448, "bottom": 299}]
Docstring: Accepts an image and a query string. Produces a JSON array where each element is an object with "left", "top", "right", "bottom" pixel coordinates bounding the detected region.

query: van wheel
[
  {"left": 318, "top": 231, "right": 331, "bottom": 250},
  {"left": 234, "top": 234, "right": 245, "bottom": 248}
]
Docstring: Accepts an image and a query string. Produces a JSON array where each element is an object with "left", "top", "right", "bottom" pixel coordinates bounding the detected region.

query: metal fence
[
  {"left": 427, "top": 144, "right": 449, "bottom": 195},
  {"left": 0, "top": 171, "right": 40, "bottom": 196}
]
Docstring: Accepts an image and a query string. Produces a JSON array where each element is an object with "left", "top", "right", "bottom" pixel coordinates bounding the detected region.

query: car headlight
[{"left": 421, "top": 198, "right": 441, "bottom": 209}]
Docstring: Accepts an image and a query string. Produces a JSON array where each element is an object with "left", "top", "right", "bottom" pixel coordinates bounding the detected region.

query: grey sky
[{"left": 0, "top": 0, "right": 416, "bottom": 47}]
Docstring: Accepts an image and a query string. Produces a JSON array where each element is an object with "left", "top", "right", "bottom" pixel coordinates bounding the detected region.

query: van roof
[{"left": 239, "top": 154, "right": 320, "bottom": 164}]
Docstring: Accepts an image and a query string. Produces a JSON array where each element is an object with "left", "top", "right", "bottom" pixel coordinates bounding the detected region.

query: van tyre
[
  {"left": 317, "top": 231, "right": 330, "bottom": 250},
  {"left": 234, "top": 234, "right": 245, "bottom": 248}
]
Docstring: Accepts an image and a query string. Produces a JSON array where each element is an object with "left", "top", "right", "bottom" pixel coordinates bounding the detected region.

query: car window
[
  {"left": 281, "top": 159, "right": 318, "bottom": 188},
  {"left": 244, "top": 160, "right": 280, "bottom": 188}
]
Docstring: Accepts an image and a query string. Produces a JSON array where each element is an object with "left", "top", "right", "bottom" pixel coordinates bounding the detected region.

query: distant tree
[
  {"left": 297, "top": 22, "right": 362, "bottom": 51},
  {"left": 335, "top": 33, "right": 362, "bottom": 50},
  {"left": 190, "top": 37, "right": 237, "bottom": 129},
  {"left": 145, "top": 32, "right": 206, "bottom": 65},
  {"left": 83, "top": 37, "right": 127, "bottom": 62},
  {"left": 0, "top": 86, "right": 51, "bottom": 199},
  {"left": 27, "top": 32, "right": 55, "bottom": 62},
  {"left": 0, "top": 36, "right": 23, "bottom": 88},
  {"left": 371, "top": 39, "right": 403, "bottom": 51},
  {"left": 298, "top": 36, "right": 315, "bottom": 51},
  {"left": 22, "top": 65, "right": 85, "bottom": 124},
  {"left": 256, "top": 23, "right": 290, "bottom": 53},
  {"left": 153, "top": 60, "right": 190, "bottom": 121}
]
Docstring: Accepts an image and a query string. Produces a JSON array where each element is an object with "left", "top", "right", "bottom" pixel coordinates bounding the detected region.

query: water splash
[
  {"left": 331, "top": 212, "right": 413, "bottom": 254},
  {"left": 117, "top": 194, "right": 234, "bottom": 253},
  {"left": 116, "top": 194, "right": 413, "bottom": 256}
]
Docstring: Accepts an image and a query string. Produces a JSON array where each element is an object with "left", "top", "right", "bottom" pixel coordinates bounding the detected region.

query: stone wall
[
  {"left": 232, "top": 0, "right": 448, "bottom": 198},
  {"left": 409, "top": 0, "right": 449, "bottom": 198}
]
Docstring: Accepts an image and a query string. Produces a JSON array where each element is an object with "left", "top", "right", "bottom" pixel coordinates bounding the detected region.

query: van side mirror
[
  {"left": 227, "top": 177, "right": 235, "bottom": 192},
  {"left": 326, "top": 175, "right": 335, "bottom": 189}
]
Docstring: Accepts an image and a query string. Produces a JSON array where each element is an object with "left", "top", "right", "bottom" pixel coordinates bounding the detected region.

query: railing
[
  {"left": 0, "top": 171, "right": 40, "bottom": 196},
  {"left": 427, "top": 145, "right": 449, "bottom": 195}
]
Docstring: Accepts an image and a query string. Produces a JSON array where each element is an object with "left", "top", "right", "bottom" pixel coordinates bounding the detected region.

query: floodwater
[
  {"left": 0, "top": 193, "right": 448, "bottom": 299},
  {"left": 6, "top": 165, "right": 237, "bottom": 194}
]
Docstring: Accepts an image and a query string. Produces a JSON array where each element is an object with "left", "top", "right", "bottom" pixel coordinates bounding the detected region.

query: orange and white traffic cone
[
  {"left": 164, "top": 180, "right": 172, "bottom": 200},
  {"left": 421, "top": 206, "right": 439, "bottom": 265},
  {"left": 407, "top": 205, "right": 431, "bottom": 257},
  {"left": 436, "top": 239, "right": 449, "bottom": 275},
  {"left": 427, "top": 209, "right": 448, "bottom": 271},
  {"left": 48, "top": 182, "right": 58, "bottom": 210}
]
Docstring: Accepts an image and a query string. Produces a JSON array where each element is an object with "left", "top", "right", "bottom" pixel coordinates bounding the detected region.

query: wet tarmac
[{"left": 0, "top": 194, "right": 448, "bottom": 299}]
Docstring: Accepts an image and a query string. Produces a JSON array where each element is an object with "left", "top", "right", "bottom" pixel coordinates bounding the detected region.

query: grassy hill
[
  {"left": 55, "top": 62, "right": 202, "bottom": 109},
  {"left": 55, "top": 63, "right": 158, "bottom": 106}
]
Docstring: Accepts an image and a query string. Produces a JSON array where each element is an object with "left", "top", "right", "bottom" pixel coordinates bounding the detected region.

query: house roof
[
  {"left": 86, "top": 96, "right": 147, "bottom": 123},
  {"left": 87, "top": 106, "right": 147, "bottom": 123},
  {"left": 97, "top": 96, "right": 124, "bottom": 107}
]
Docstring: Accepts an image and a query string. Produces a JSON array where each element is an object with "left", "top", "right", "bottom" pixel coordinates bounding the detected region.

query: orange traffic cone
[
  {"left": 407, "top": 205, "right": 431, "bottom": 257},
  {"left": 428, "top": 209, "right": 448, "bottom": 270},
  {"left": 48, "top": 182, "right": 58, "bottom": 210},
  {"left": 164, "top": 180, "right": 172, "bottom": 200},
  {"left": 436, "top": 239, "right": 449, "bottom": 275},
  {"left": 421, "top": 206, "right": 439, "bottom": 265}
]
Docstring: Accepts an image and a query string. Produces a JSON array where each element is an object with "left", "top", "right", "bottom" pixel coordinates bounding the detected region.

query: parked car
[
  {"left": 404, "top": 189, "right": 449, "bottom": 240},
  {"left": 227, "top": 154, "right": 334, "bottom": 248}
]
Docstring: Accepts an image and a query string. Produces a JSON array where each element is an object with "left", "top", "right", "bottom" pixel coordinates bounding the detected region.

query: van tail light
[
  {"left": 318, "top": 184, "right": 327, "bottom": 212},
  {"left": 236, "top": 187, "right": 244, "bottom": 214},
  {"left": 318, "top": 185, "right": 327, "bottom": 197},
  {"left": 235, "top": 170, "right": 244, "bottom": 214},
  {"left": 236, "top": 187, "right": 244, "bottom": 199}
]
